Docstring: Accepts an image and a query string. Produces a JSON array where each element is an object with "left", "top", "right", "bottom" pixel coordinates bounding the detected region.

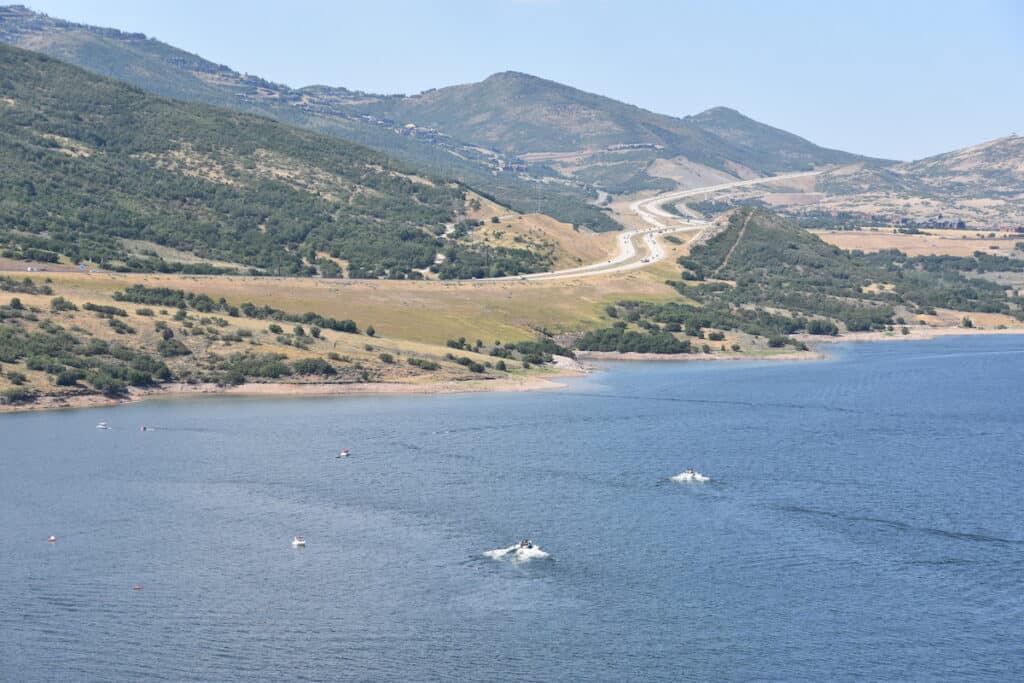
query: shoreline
[
  {"left": 0, "top": 373, "right": 577, "bottom": 415},
  {"left": 3, "top": 326, "right": 1021, "bottom": 414}
]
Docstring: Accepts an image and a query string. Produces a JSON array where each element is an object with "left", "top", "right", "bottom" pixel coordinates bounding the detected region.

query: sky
[{"left": 20, "top": 0, "right": 1024, "bottom": 160}]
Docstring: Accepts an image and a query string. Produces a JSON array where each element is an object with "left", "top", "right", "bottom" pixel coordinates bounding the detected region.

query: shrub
[
  {"left": 378, "top": 352, "right": 394, "bottom": 364},
  {"left": 268, "top": 323, "right": 283, "bottom": 334},
  {"left": 157, "top": 338, "right": 191, "bottom": 357},
  {"left": 50, "top": 297, "right": 78, "bottom": 312},
  {"left": 2, "top": 387, "right": 36, "bottom": 404},
  {"left": 291, "top": 358, "right": 336, "bottom": 376},
  {"left": 7, "top": 370, "right": 27, "bottom": 385}
]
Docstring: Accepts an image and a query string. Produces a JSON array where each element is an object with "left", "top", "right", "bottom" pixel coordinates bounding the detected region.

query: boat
[
  {"left": 337, "top": 448, "right": 350, "bottom": 458},
  {"left": 95, "top": 422, "right": 110, "bottom": 430},
  {"left": 47, "top": 535, "right": 57, "bottom": 543},
  {"left": 484, "top": 539, "right": 550, "bottom": 561},
  {"left": 291, "top": 535, "right": 306, "bottom": 548},
  {"left": 671, "top": 468, "right": 710, "bottom": 483}
]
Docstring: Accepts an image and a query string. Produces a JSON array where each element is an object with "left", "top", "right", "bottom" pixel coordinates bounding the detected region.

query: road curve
[{"left": 500, "top": 170, "right": 822, "bottom": 282}]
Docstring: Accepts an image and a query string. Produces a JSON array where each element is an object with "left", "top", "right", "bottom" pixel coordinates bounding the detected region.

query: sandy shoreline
[
  {"left": 3, "top": 326, "right": 1020, "bottom": 414},
  {"left": 0, "top": 374, "right": 575, "bottom": 414}
]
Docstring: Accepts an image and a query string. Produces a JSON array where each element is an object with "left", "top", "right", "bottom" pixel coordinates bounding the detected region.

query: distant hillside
[
  {"left": 0, "top": 5, "right": 884, "bottom": 219},
  {"left": 802, "top": 136, "right": 1024, "bottom": 229},
  {"left": 356, "top": 72, "right": 887, "bottom": 190},
  {"left": 0, "top": 42, "right": 557, "bottom": 279},
  {"left": 685, "top": 106, "right": 880, "bottom": 170}
]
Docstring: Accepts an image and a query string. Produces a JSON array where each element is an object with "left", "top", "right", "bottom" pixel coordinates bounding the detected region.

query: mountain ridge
[{"left": 0, "top": 4, "right": 884, "bottom": 219}]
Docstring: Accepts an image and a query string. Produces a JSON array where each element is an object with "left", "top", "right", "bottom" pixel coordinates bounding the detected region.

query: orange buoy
[{"left": 47, "top": 535, "right": 57, "bottom": 543}]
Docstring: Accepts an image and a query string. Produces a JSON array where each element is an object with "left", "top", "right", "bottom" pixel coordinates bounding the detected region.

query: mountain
[
  {"left": 0, "top": 5, "right": 883, "bottom": 223},
  {"left": 801, "top": 136, "right": 1024, "bottom": 229},
  {"left": 684, "top": 106, "right": 875, "bottom": 170},
  {"left": 0, "top": 41, "right": 560, "bottom": 279}
]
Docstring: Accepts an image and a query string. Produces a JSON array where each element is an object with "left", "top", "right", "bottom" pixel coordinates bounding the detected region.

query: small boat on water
[
  {"left": 47, "top": 535, "right": 57, "bottom": 543},
  {"left": 291, "top": 535, "right": 306, "bottom": 548},
  {"left": 95, "top": 422, "right": 110, "bottom": 430},
  {"left": 671, "top": 468, "right": 710, "bottom": 483},
  {"left": 336, "top": 448, "right": 350, "bottom": 458},
  {"left": 484, "top": 539, "right": 550, "bottom": 561}
]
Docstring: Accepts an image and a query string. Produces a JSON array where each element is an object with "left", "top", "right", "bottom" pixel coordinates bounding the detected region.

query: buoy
[
  {"left": 47, "top": 535, "right": 57, "bottom": 543},
  {"left": 132, "top": 585, "right": 144, "bottom": 591}
]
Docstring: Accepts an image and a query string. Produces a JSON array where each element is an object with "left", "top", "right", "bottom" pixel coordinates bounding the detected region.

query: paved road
[{"left": 501, "top": 170, "right": 822, "bottom": 282}]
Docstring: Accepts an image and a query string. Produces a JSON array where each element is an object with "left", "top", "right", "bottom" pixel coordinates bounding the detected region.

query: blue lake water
[{"left": 2, "top": 335, "right": 1023, "bottom": 681}]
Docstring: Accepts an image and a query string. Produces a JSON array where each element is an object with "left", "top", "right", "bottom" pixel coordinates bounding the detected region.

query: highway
[{"left": 502, "top": 170, "right": 822, "bottom": 282}]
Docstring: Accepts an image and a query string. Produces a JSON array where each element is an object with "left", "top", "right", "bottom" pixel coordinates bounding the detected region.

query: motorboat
[
  {"left": 47, "top": 535, "right": 57, "bottom": 543},
  {"left": 671, "top": 468, "right": 710, "bottom": 483},
  {"left": 336, "top": 448, "right": 350, "bottom": 458},
  {"left": 291, "top": 535, "right": 306, "bottom": 548},
  {"left": 484, "top": 539, "right": 550, "bottom": 561},
  {"left": 95, "top": 422, "right": 110, "bottom": 430}
]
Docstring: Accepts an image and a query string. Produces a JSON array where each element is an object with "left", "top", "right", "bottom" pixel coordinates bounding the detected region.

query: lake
[{"left": 2, "top": 335, "right": 1023, "bottom": 681}]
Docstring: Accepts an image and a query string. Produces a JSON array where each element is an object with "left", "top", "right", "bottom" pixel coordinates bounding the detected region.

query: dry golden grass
[
  {"left": 464, "top": 192, "right": 618, "bottom": 269},
  {"left": 813, "top": 228, "right": 1022, "bottom": 257},
  {"left": 25, "top": 264, "right": 682, "bottom": 348}
]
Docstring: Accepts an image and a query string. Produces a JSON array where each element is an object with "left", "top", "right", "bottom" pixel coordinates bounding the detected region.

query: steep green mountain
[
  {"left": 0, "top": 5, "right": 884, "bottom": 219},
  {"left": 0, "top": 42, "right": 554, "bottom": 279},
  {"left": 0, "top": 5, "right": 617, "bottom": 230}
]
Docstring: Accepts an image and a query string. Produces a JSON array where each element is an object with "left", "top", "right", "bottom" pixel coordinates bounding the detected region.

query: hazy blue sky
[{"left": 23, "top": 1, "right": 1024, "bottom": 160}]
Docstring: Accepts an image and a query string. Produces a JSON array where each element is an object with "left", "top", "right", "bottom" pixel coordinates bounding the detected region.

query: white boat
[
  {"left": 671, "top": 469, "right": 710, "bottom": 483},
  {"left": 484, "top": 539, "right": 550, "bottom": 561},
  {"left": 336, "top": 448, "right": 350, "bottom": 458},
  {"left": 291, "top": 535, "right": 306, "bottom": 548},
  {"left": 95, "top": 422, "right": 110, "bottom": 430}
]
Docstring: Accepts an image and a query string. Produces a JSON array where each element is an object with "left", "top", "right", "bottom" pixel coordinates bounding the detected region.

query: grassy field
[
  {"left": 26, "top": 266, "right": 681, "bottom": 347},
  {"left": 812, "top": 228, "right": 1023, "bottom": 257}
]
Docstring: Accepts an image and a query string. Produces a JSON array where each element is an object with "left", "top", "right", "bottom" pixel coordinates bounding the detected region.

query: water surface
[{"left": 2, "top": 336, "right": 1022, "bottom": 680}]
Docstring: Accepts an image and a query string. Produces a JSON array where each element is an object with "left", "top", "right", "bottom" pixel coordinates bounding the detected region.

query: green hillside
[
  {"left": 0, "top": 6, "right": 618, "bottom": 230},
  {"left": 0, "top": 43, "right": 558, "bottom": 279}
]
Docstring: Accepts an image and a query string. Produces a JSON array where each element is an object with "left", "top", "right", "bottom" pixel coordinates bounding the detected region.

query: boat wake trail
[{"left": 780, "top": 505, "right": 1024, "bottom": 545}]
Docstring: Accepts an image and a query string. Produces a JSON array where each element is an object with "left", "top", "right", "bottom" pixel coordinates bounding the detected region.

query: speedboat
[
  {"left": 671, "top": 468, "right": 710, "bottom": 483},
  {"left": 291, "top": 535, "right": 306, "bottom": 548},
  {"left": 337, "top": 448, "right": 350, "bottom": 458},
  {"left": 47, "top": 535, "right": 57, "bottom": 543},
  {"left": 95, "top": 422, "right": 110, "bottom": 430},
  {"left": 484, "top": 539, "right": 550, "bottom": 561}
]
